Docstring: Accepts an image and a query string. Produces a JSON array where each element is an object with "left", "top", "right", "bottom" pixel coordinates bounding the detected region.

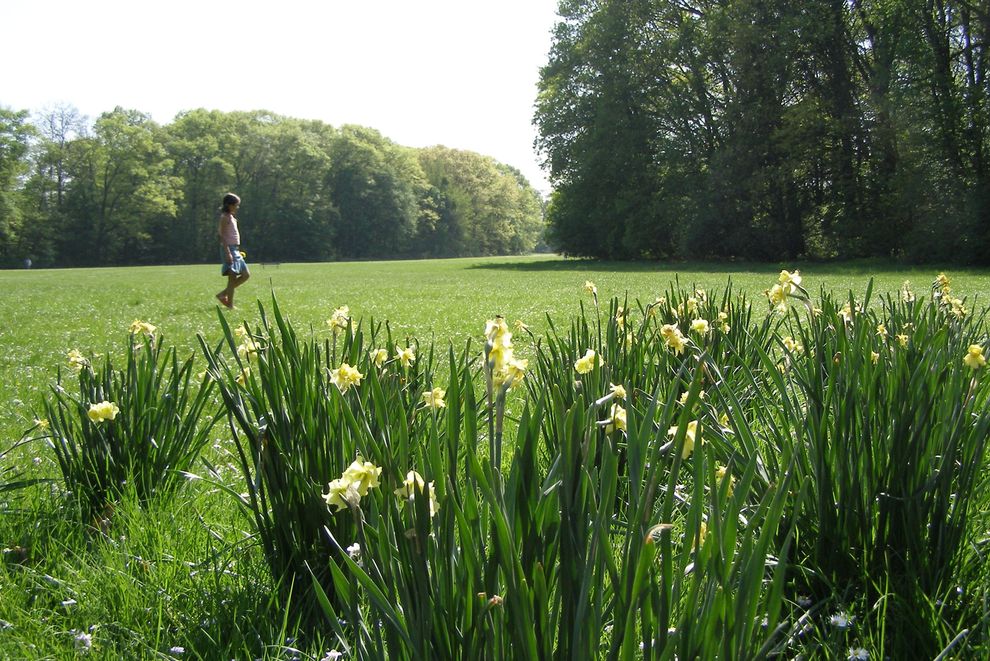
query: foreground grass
[{"left": 2, "top": 255, "right": 989, "bottom": 659}]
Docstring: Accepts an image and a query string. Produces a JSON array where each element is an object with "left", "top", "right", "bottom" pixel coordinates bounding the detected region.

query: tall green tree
[
  {"left": 0, "top": 107, "right": 34, "bottom": 264},
  {"left": 62, "top": 108, "right": 181, "bottom": 265},
  {"left": 328, "top": 126, "right": 424, "bottom": 258},
  {"left": 536, "top": 0, "right": 990, "bottom": 263}
]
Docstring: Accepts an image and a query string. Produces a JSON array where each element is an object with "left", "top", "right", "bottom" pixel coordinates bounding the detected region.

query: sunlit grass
[
  {"left": 2, "top": 255, "right": 987, "bottom": 438},
  {"left": 2, "top": 255, "right": 989, "bottom": 658}
]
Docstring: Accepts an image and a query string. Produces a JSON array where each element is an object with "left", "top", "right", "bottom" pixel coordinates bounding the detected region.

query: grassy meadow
[{"left": 2, "top": 255, "right": 990, "bottom": 659}]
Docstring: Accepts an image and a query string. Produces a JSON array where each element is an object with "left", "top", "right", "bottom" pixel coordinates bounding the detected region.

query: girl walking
[{"left": 216, "top": 193, "right": 250, "bottom": 308}]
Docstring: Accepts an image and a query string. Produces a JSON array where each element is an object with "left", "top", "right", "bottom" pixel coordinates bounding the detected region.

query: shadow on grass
[{"left": 467, "top": 256, "right": 986, "bottom": 276}]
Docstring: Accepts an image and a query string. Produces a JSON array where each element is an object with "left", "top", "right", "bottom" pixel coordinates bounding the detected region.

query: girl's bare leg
[{"left": 222, "top": 272, "right": 250, "bottom": 307}]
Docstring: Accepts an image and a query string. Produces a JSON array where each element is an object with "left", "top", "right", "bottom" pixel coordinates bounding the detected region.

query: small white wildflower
[
  {"left": 74, "top": 631, "right": 92, "bottom": 652},
  {"left": 322, "top": 650, "right": 344, "bottom": 661},
  {"left": 169, "top": 646, "right": 185, "bottom": 655},
  {"left": 830, "top": 611, "right": 854, "bottom": 629},
  {"left": 847, "top": 647, "right": 869, "bottom": 661},
  {"left": 346, "top": 542, "right": 362, "bottom": 566}
]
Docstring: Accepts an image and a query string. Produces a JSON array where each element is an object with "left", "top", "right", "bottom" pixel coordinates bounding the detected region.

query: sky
[{"left": 2, "top": 0, "right": 560, "bottom": 194}]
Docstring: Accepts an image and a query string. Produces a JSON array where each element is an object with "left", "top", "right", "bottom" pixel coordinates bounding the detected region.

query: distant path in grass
[{"left": 1, "top": 254, "right": 986, "bottom": 439}]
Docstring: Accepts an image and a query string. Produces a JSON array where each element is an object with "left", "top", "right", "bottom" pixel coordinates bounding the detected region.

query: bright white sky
[{"left": 2, "top": 0, "right": 559, "bottom": 194}]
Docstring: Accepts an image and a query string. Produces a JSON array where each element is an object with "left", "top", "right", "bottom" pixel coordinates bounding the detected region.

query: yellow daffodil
[
  {"left": 234, "top": 324, "right": 250, "bottom": 340},
  {"left": 128, "top": 320, "right": 157, "bottom": 337},
  {"left": 67, "top": 349, "right": 89, "bottom": 372},
  {"left": 574, "top": 348, "right": 601, "bottom": 374},
  {"left": 87, "top": 401, "right": 120, "bottom": 423},
  {"left": 514, "top": 319, "right": 529, "bottom": 332},
  {"left": 778, "top": 269, "right": 802, "bottom": 290},
  {"left": 394, "top": 470, "right": 439, "bottom": 516},
  {"left": 330, "top": 363, "right": 364, "bottom": 394},
  {"left": 397, "top": 346, "right": 416, "bottom": 369},
  {"left": 236, "top": 366, "right": 251, "bottom": 385},
  {"left": 34, "top": 418, "right": 50, "bottom": 430},
  {"left": 964, "top": 344, "right": 986, "bottom": 370},
  {"left": 584, "top": 281, "right": 597, "bottom": 296},
  {"left": 327, "top": 305, "right": 350, "bottom": 330},
  {"left": 485, "top": 317, "right": 510, "bottom": 344},
  {"left": 502, "top": 357, "right": 528, "bottom": 389},
  {"left": 783, "top": 336, "right": 803, "bottom": 354},
  {"left": 716, "top": 465, "right": 735, "bottom": 495},
  {"left": 690, "top": 520, "right": 708, "bottom": 552},
  {"left": 660, "top": 324, "right": 687, "bottom": 355},
  {"left": 323, "top": 477, "right": 361, "bottom": 512},
  {"left": 678, "top": 390, "right": 705, "bottom": 406},
  {"left": 691, "top": 318, "right": 710, "bottom": 336},
  {"left": 876, "top": 324, "right": 888, "bottom": 341},
  {"left": 605, "top": 403, "right": 626, "bottom": 433},
  {"left": 341, "top": 458, "right": 383, "bottom": 497},
  {"left": 686, "top": 297, "right": 699, "bottom": 317},
  {"left": 668, "top": 420, "right": 699, "bottom": 459},
  {"left": 610, "top": 383, "right": 626, "bottom": 400},
  {"left": 896, "top": 334, "right": 909, "bottom": 348},
  {"left": 370, "top": 348, "right": 388, "bottom": 367},
  {"left": 901, "top": 281, "right": 916, "bottom": 303},
  {"left": 423, "top": 387, "right": 447, "bottom": 409},
  {"left": 870, "top": 351, "right": 880, "bottom": 364},
  {"left": 949, "top": 297, "right": 967, "bottom": 319},
  {"left": 237, "top": 337, "right": 260, "bottom": 361},
  {"left": 839, "top": 302, "right": 859, "bottom": 324}
]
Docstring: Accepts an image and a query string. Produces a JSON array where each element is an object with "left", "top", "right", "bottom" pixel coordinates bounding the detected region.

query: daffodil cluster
[
  {"left": 484, "top": 317, "right": 527, "bottom": 389},
  {"left": 323, "top": 458, "right": 382, "bottom": 513},
  {"left": 933, "top": 273, "right": 967, "bottom": 319},
  {"left": 394, "top": 469, "right": 439, "bottom": 517}
]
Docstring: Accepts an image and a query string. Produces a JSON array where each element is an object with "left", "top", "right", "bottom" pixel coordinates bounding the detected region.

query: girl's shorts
[{"left": 221, "top": 246, "right": 248, "bottom": 276}]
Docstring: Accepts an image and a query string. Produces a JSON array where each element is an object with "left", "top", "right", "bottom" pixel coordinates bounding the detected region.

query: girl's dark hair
[{"left": 221, "top": 193, "right": 241, "bottom": 212}]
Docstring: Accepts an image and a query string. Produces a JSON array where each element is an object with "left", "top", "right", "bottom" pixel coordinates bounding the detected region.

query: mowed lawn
[{"left": 1, "top": 254, "right": 987, "bottom": 443}]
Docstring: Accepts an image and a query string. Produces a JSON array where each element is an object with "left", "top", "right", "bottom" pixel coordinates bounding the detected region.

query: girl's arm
[{"left": 218, "top": 215, "right": 233, "bottom": 263}]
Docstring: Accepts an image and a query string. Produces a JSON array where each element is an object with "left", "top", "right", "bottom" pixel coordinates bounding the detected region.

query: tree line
[
  {"left": 0, "top": 106, "right": 546, "bottom": 267},
  {"left": 536, "top": 0, "right": 990, "bottom": 263}
]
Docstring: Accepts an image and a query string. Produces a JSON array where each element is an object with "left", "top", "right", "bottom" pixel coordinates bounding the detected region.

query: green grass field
[
  {"left": 2, "top": 255, "right": 989, "bottom": 659},
  {"left": 3, "top": 254, "right": 986, "bottom": 439}
]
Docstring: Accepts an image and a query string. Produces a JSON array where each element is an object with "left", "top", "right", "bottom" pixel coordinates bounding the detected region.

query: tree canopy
[
  {"left": 0, "top": 106, "right": 545, "bottom": 267},
  {"left": 536, "top": 0, "right": 990, "bottom": 263}
]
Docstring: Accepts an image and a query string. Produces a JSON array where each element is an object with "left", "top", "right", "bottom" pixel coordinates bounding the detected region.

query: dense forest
[
  {"left": 0, "top": 106, "right": 546, "bottom": 267},
  {"left": 536, "top": 0, "right": 990, "bottom": 263}
]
